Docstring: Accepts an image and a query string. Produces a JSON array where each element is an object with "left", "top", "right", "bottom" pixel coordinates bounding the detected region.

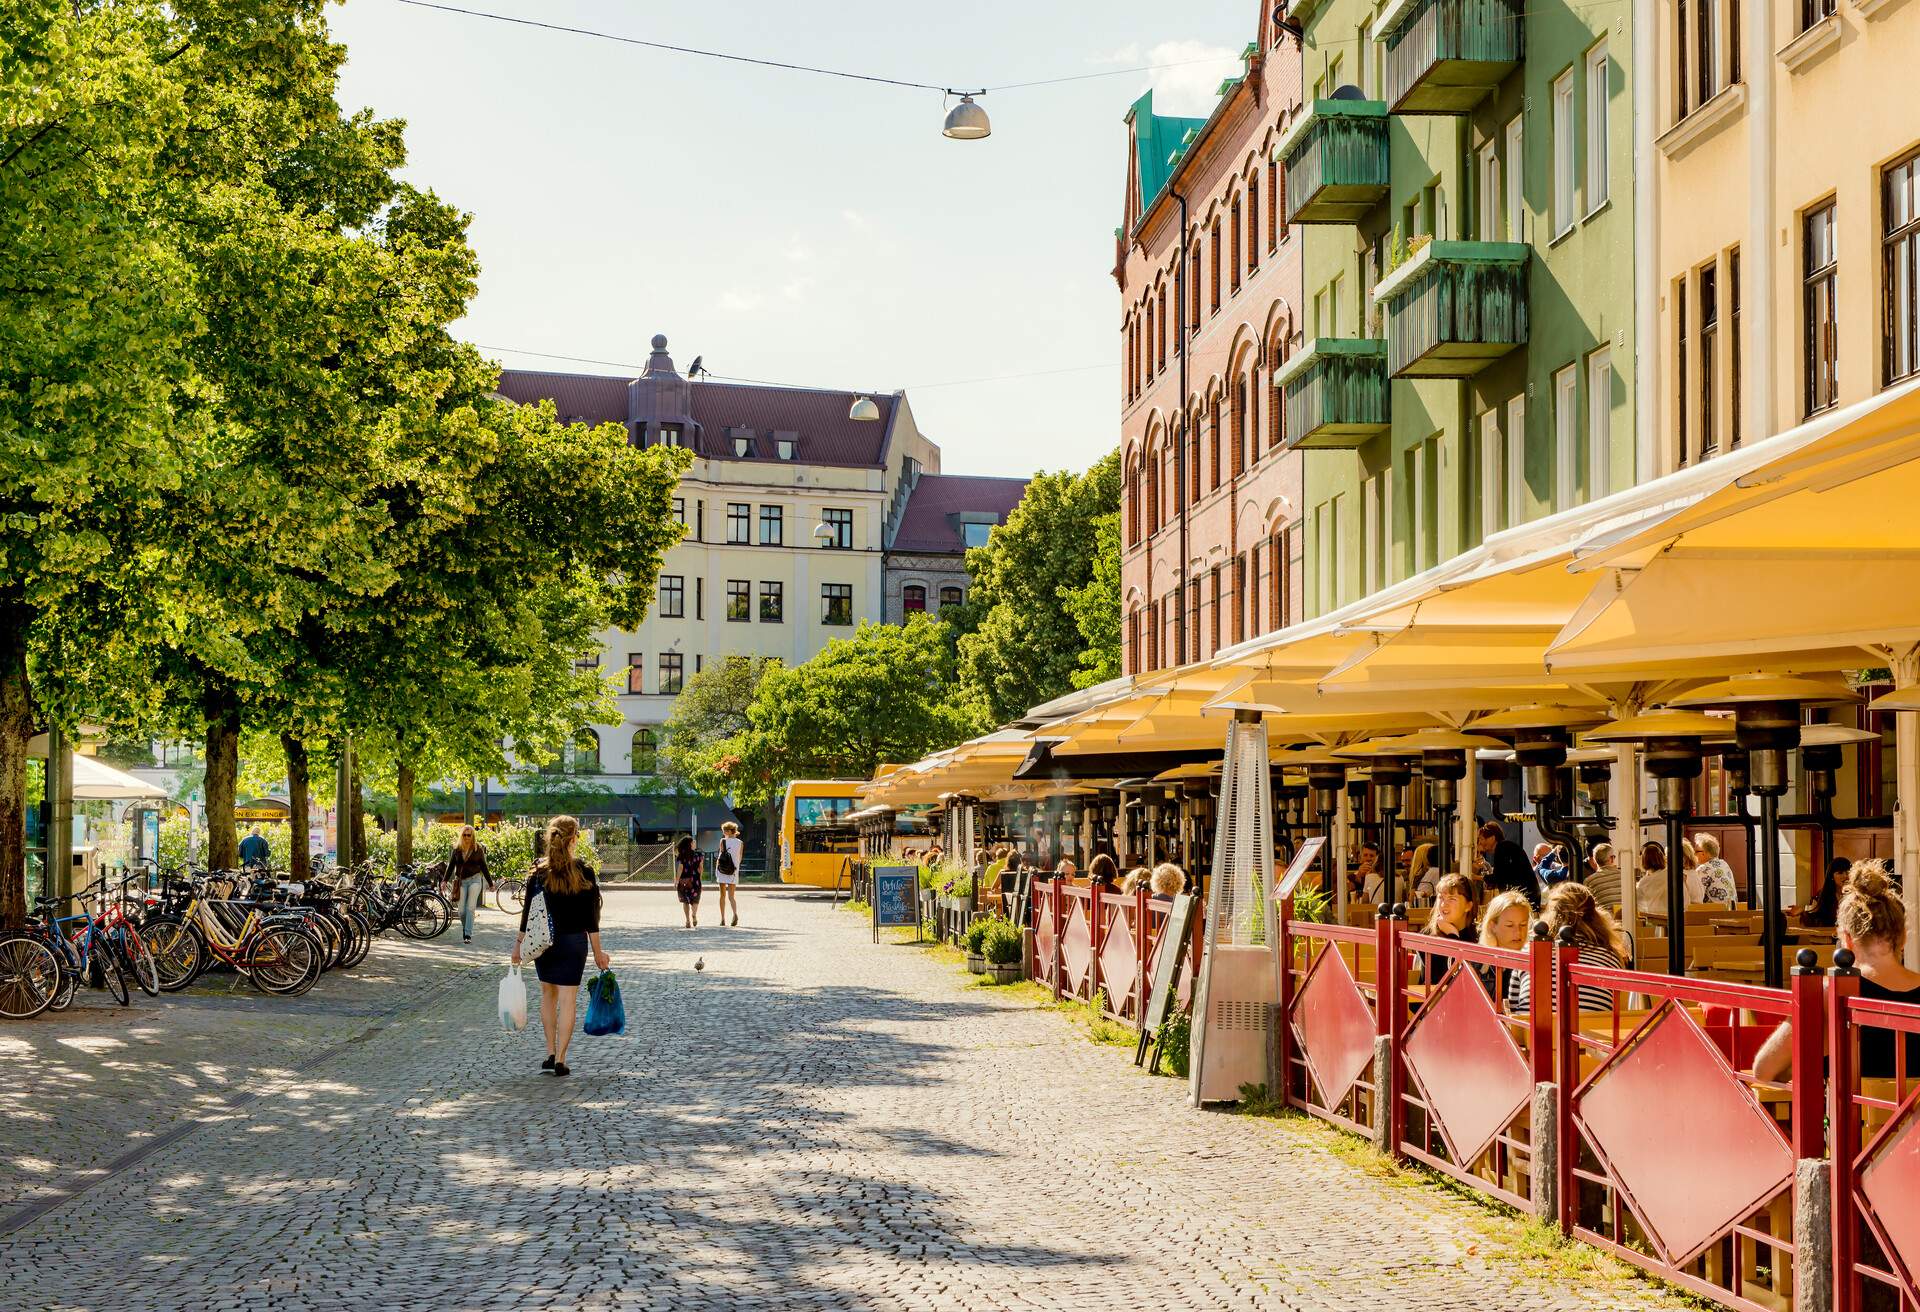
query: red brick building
[{"left": 1118, "top": 5, "right": 1305, "bottom": 676}]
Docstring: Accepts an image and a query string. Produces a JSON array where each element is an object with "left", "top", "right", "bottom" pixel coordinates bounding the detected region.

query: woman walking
[
  {"left": 510, "top": 815, "right": 608, "bottom": 1077},
  {"left": 447, "top": 824, "right": 492, "bottom": 944},
  {"left": 675, "top": 834, "right": 703, "bottom": 929},
  {"left": 715, "top": 821, "right": 744, "bottom": 927}
]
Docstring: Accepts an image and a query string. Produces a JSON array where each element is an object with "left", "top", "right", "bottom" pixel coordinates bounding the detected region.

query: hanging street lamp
[{"left": 942, "top": 91, "right": 990, "bottom": 140}]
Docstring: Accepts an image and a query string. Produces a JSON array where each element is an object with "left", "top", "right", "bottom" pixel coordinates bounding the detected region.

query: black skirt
[{"left": 536, "top": 932, "right": 589, "bottom": 986}]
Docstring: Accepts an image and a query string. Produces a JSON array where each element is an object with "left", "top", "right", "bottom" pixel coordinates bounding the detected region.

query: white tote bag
[
  {"left": 522, "top": 886, "right": 554, "bottom": 961},
  {"left": 497, "top": 965, "right": 528, "bottom": 1031}
]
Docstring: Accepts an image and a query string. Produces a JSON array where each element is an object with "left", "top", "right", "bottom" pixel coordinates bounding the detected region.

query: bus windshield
[{"left": 791, "top": 793, "right": 857, "bottom": 855}]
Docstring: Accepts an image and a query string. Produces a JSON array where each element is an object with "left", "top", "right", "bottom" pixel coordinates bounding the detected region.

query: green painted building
[{"left": 1278, "top": 0, "right": 1633, "bottom": 615}]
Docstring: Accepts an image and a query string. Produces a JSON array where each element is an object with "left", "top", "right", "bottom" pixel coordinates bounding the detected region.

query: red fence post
[
  {"left": 1135, "top": 885, "right": 1151, "bottom": 1029},
  {"left": 1827, "top": 967, "right": 1861, "bottom": 1312},
  {"left": 1552, "top": 934, "right": 1578, "bottom": 1237},
  {"left": 1789, "top": 956, "right": 1828, "bottom": 1162},
  {"left": 1088, "top": 887, "right": 1106, "bottom": 1008},
  {"left": 1376, "top": 909, "right": 1407, "bottom": 1154},
  {"left": 1526, "top": 933, "right": 1553, "bottom": 1086},
  {"left": 1052, "top": 879, "right": 1066, "bottom": 1002}
]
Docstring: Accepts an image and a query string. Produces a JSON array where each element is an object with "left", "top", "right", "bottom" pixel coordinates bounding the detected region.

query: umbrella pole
[{"left": 1758, "top": 791, "right": 1786, "bottom": 990}]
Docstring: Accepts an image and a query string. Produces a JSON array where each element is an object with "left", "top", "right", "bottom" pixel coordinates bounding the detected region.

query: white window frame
[
  {"left": 1505, "top": 396, "right": 1527, "bottom": 528},
  {"left": 1587, "top": 347, "right": 1613, "bottom": 500},
  {"left": 1552, "top": 69, "right": 1578, "bottom": 238},
  {"left": 1554, "top": 365, "right": 1579, "bottom": 509},
  {"left": 1504, "top": 117, "right": 1524, "bottom": 245},
  {"left": 1585, "top": 43, "right": 1610, "bottom": 214},
  {"left": 1478, "top": 409, "right": 1504, "bottom": 540},
  {"left": 1479, "top": 142, "right": 1504, "bottom": 242}
]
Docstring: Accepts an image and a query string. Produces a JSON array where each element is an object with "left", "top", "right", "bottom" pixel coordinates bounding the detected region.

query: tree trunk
[
  {"left": 0, "top": 615, "right": 33, "bottom": 929},
  {"left": 283, "top": 732, "right": 310, "bottom": 880},
  {"left": 464, "top": 780, "right": 474, "bottom": 826},
  {"left": 349, "top": 764, "right": 367, "bottom": 866},
  {"left": 203, "top": 685, "right": 242, "bottom": 871},
  {"left": 396, "top": 758, "right": 415, "bottom": 866}
]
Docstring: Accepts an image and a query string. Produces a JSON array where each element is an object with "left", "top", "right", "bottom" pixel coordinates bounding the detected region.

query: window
[
  {"left": 732, "top": 434, "right": 753, "bottom": 457},
  {"left": 1479, "top": 142, "right": 1503, "bottom": 241},
  {"left": 760, "top": 581, "right": 783, "bottom": 622},
  {"left": 626, "top": 653, "right": 645, "bottom": 695},
  {"left": 672, "top": 497, "right": 686, "bottom": 527},
  {"left": 903, "top": 584, "right": 927, "bottom": 613},
  {"left": 1802, "top": 0, "right": 1836, "bottom": 31},
  {"left": 1730, "top": 247, "right": 1743, "bottom": 447},
  {"left": 695, "top": 500, "right": 705, "bottom": 541},
  {"left": 1700, "top": 262, "right": 1719, "bottom": 457},
  {"left": 658, "top": 654, "right": 683, "bottom": 696},
  {"left": 726, "top": 579, "right": 750, "bottom": 622},
  {"left": 1232, "top": 376, "right": 1248, "bottom": 477},
  {"left": 573, "top": 652, "right": 601, "bottom": 673},
  {"left": 656, "top": 423, "right": 683, "bottom": 448},
  {"left": 1677, "top": 277, "right": 1690, "bottom": 460},
  {"left": 940, "top": 586, "right": 962, "bottom": 608},
  {"left": 1363, "top": 469, "right": 1391, "bottom": 594},
  {"left": 1554, "top": 364, "right": 1579, "bottom": 509},
  {"left": 1505, "top": 396, "right": 1527, "bottom": 528},
  {"left": 726, "top": 502, "right": 750, "bottom": 544},
  {"left": 695, "top": 576, "right": 703, "bottom": 620},
  {"left": 759, "top": 504, "right": 783, "bottom": 545},
  {"left": 1273, "top": 525, "right": 1293, "bottom": 627},
  {"left": 777, "top": 437, "right": 796, "bottom": 460},
  {"left": 1696, "top": 0, "right": 1719, "bottom": 108},
  {"left": 631, "top": 729, "right": 657, "bottom": 775},
  {"left": 1805, "top": 202, "right": 1838, "bottom": 414},
  {"left": 1270, "top": 157, "right": 1285, "bottom": 249},
  {"left": 1585, "top": 43, "right": 1609, "bottom": 212},
  {"left": 1190, "top": 248, "right": 1202, "bottom": 326},
  {"left": 1676, "top": 0, "right": 1691, "bottom": 119},
  {"left": 1885, "top": 151, "right": 1920, "bottom": 386},
  {"left": 1247, "top": 174, "right": 1260, "bottom": 272},
  {"left": 658, "top": 575, "right": 684, "bottom": 618},
  {"left": 962, "top": 522, "right": 992, "bottom": 549},
  {"left": 1230, "top": 197, "right": 1243, "bottom": 291},
  {"left": 822, "top": 583, "right": 852, "bottom": 625},
  {"left": 1588, "top": 348, "right": 1613, "bottom": 499},
  {"left": 1232, "top": 555, "right": 1247, "bottom": 644},
  {"left": 1209, "top": 565, "right": 1222, "bottom": 656},
  {"left": 572, "top": 729, "right": 602, "bottom": 774},
  {"left": 1479, "top": 410, "right": 1505, "bottom": 540},
  {"left": 822, "top": 507, "right": 853, "bottom": 549},
  {"left": 1505, "top": 117, "right": 1524, "bottom": 245},
  {"left": 1552, "top": 69, "right": 1577, "bottom": 238},
  {"left": 1209, "top": 220, "right": 1222, "bottom": 311}
]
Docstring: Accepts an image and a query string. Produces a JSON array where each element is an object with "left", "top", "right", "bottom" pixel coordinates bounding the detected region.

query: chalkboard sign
[
  {"left": 1135, "top": 893, "right": 1197, "bottom": 1068},
  {"left": 1272, "top": 836, "right": 1328, "bottom": 904},
  {"left": 871, "top": 866, "right": 921, "bottom": 942}
]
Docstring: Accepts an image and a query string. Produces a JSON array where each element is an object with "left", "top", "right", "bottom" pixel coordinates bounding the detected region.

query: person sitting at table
[
  {"left": 1476, "top": 889, "right": 1534, "bottom": 1004},
  {"left": 1407, "top": 843, "right": 1439, "bottom": 902},
  {"left": 1054, "top": 857, "right": 1078, "bottom": 881},
  {"left": 1150, "top": 863, "right": 1186, "bottom": 899},
  {"left": 1754, "top": 863, "right": 1920, "bottom": 1081},
  {"left": 1510, "top": 882, "right": 1627, "bottom": 1014},
  {"left": 1355, "top": 843, "right": 1385, "bottom": 904},
  {"left": 1086, "top": 853, "right": 1119, "bottom": 890},
  {"left": 1584, "top": 842, "right": 1623, "bottom": 908},
  {"left": 1477, "top": 821, "right": 1538, "bottom": 899},
  {"left": 1417, "top": 874, "right": 1483, "bottom": 984},
  {"left": 1803, "top": 855, "right": 1850, "bottom": 929},
  {"left": 1692, "top": 833, "right": 1738, "bottom": 905},
  {"left": 1635, "top": 840, "right": 1706, "bottom": 917},
  {"left": 1120, "top": 866, "right": 1150, "bottom": 895}
]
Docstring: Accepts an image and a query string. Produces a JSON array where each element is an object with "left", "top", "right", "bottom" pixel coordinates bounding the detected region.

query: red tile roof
[
  {"left": 494, "top": 368, "right": 900, "bottom": 468},
  {"left": 890, "top": 474, "right": 1029, "bottom": 555}
]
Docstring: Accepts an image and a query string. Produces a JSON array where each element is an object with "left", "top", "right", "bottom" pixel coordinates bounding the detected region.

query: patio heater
[
  {"left": 1273, "top": 773, "right": 1308, "bottom": 859},
  {"left": 1799, "top": 724, "right": 1879, "bottom": 878},
  {"left": 1673, "top": 674, "right": 1860, "bottom": 988},
  {"left": 1336, "top": 742, "right": 1422, "bottom": 907},
  {"left": 1478, "top": 749, "right": 1514, "bottom": 823},
  {"left": 1282, "top": 747, "right": 1349, "bottom": 906},
  {"left": 1367, "top": 729, "right": 1505, "bottom": 885},
  {"left": 1585, "top": 710, "right": 1735, "bottom": 977},
  {"left": 1473, "top": 705, "right": 1608, "bottom": 876}
]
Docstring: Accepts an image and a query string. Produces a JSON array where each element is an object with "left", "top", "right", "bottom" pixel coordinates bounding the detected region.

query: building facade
[
  {"left": 1118, "top": 2, "right": 1309, "bottom": 677},
  {"left": 495, "top": 336, "right": 938, "bottom": 789},
  {"left": 1281, "top": 0, "right": 1636, "bottom": 617},
  {"left": 1643, "top": 0, "right": 1920, "bottom": 476},
  {"left": 881, "top": 473, "right": 1029, "bottom": 623}
]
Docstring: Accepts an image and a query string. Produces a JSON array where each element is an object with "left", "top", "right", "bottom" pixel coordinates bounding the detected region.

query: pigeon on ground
[{"left": 694, "top": 956, "right": 705, "bottom": 971}]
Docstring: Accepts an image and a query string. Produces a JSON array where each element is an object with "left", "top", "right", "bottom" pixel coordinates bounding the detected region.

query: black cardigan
[{"left": 520, "top": 864, "right": 602, "bottom": 936}]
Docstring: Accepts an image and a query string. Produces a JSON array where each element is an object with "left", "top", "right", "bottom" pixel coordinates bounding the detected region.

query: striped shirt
[{"left": 1508, "top": 937, "right": 1622, "bottom": 1014}]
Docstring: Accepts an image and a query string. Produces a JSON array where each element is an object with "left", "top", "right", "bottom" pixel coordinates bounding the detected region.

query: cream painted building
[
  {"left": 1642, "top": 0, "right": 1920, "bottom": 473},
  {"left": 495, "top": 336, "right": 938, "bottom": 798}
]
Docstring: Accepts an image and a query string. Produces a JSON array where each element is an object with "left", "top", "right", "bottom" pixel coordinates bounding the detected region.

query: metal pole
[
  {"left": 1665, "top": 809, "right": 1687, "bottom": 978},
  {"left": 48, "top": 725, "right": 72, "bottom": 901},
  {"left": 1759, "top": 791, "right": 1786, "bottom": 989}
]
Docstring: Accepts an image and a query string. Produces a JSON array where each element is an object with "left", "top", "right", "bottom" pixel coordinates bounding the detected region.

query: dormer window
[
  {"left": 657, "top": 423, "right": 683, "bottom": 448},
  {"left": 777, "top": 439, "right": 796, "bottom": 460},
  {"left": 733, "top": 435, "right": 753, "bottom": 457},
  {"left": 775, "top": 430, "right": 799, "bottom": 460},
  {"left": 962, "top": 522, "right": 993, "bottom": 550}
]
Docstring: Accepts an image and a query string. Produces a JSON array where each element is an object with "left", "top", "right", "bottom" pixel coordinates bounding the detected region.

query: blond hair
[
  {"left": 722, "top": 821, "right": 739, "bottom": 836},
  {"left": 1543, "top": 880, "right": 1628, "bottom": 960},
  {"left": 1408, "top": 842, "right": 1436, "bottom": 887},
  {"left": 541, "top": 815, "right": 589, "bottom": 895},
  {"left": 1478, "top": 889, "right": 1534, "bottom": 947},
  {"left": 1839, "top": 861, "right": 1905, "bottom": 951},
  {"left": 1151, "top": 863, "right": 1185, "bottom": 896}
]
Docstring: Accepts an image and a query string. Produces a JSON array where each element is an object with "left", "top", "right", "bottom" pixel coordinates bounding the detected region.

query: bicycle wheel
[
  {"left": 94, "top": 936, "right": 131, "bottom": 1006},
  {"left": 112, "top": 926, "right": 161, "bottom": 997},
  {"left": 0, "top": 934, "right": 61, "bottom": 1019},
  {"left": 499, "top": 878, "right": 525, "bottom": 913},
  {"left": 141, "top": 916, "right": 205, "bottom": 992},
  {"left": 398, "top": 892, "right": 450, "bottom": 940},
  {"left": 246, "top": 927, "right": 322, "bottom": 996},
  {"left": 340, "top": 910, "right": 373, "bottom": 969}
]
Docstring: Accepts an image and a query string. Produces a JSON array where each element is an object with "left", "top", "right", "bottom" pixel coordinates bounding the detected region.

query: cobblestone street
[{"left": 0, "top": 891, "right": 1695, "bottom": 1311}]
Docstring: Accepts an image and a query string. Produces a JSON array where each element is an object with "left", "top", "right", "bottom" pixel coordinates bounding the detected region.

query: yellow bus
[{"left": 780, "top": 779, "right": 863, "bottom": 888}]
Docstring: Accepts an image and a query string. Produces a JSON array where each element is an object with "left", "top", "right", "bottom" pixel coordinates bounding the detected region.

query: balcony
[
  {"left": 1375, "top": 240, "right": 1529, "bottom": 378},
  {"left": 1277, "top": 99, "right": 1389, "bottom": 225},
  {"left": 1277, "top": 339, "right": 1390, "bottom": 449},
  {"left": 1379, "top": 0, "right": 1523, "bottom": 115}
]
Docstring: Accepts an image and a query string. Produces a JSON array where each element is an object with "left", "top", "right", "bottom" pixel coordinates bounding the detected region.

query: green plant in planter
[
  {"left": 963, "top": 917, "right": 995, "bottom": 955},
  {"left": 981, "top": 919, "right": 1022, "bottom": 966},
  {"left": 1159, "top": 1009, "right": 1192, "bottom": 1078}
]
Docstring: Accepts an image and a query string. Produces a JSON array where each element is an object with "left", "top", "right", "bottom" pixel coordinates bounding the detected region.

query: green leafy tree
[
  {"left": 659, "top": 655, "right": 779, "bottom": 791},
  {"left": 1062, "top": 511, "right": 1123, "bottom": 689},
  {"left": 954, "top": 452, "right": 1120, "bottom": 723}
]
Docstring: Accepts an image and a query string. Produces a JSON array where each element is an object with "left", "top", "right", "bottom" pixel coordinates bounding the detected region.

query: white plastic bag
[{"left": 498, "top": 965, "right": 528, "bottom": 1031}]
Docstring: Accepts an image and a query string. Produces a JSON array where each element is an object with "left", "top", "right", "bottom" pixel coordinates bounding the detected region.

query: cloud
[
  {"left": 784, "top": 235, "right": 816, "bottom": 264},
  {"left": 780, "top": 275, "right": 818, "bottom": 303},
  {"left": 841, "top": 209, "right": 872, "bottom": 232},
  {"left": 1135, "top": 39, "right": 1243, "bottom": 117},
  {"left": 719, "top": 288, "right": 765, "bottom": 314},
  {"left": 1090, "top": 42, "right": 1141, "bottom": 65}
]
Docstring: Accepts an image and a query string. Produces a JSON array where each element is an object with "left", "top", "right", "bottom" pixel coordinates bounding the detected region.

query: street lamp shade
[
  {"left": 813, "top": 521, "right": 836, "bottom": 544},
  {"left": 848, "top": 394, "right": 881, "bottom": 422},
  {"left": 942, "top": 94, "right": 991, "bottom": 140}
]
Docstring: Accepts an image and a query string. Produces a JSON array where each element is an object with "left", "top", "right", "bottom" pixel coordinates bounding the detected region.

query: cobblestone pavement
[{"left": 0, "top": 891, "right": 1695, "bottom": 1311}]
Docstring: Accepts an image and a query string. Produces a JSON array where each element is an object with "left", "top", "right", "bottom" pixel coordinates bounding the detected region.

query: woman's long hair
[
  {"left": 1425, "top": 873, "right": 1481, "bottom": 935},
  {"left": 457, "top": 825, "right": 478, "bottom": 857},
  {"left": 541, "top": 815, "right": 589, "bottom": 895},
  {"left": 1543, "top": 880, "right": 1627, "bottom": 960}
]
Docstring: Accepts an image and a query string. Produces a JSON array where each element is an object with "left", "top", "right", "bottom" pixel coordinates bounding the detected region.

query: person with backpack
[{"left": 715, "top": 820, "right": 744, "bottom": 927}]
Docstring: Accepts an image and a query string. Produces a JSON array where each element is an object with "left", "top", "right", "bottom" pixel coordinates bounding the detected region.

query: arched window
[
  {"left": 1230, "top": 196, "right": 1243, "bottom": 291},
  {"left": 1209, "top": 220, "right": 1222, "bottom": 310},
  {"left": 1249, "top": 364, "right": 1261, "bottom": 464},
  {"left": 940, "top": 586, "right": 963, "bottom": 608},
  {"left": 1190, "top": 248, "right": 1202, "bottom": 326},
  {"left": 1146, "top": 440, "right": 1162, "bottom": 535},
  {"left": 572, "top": 728, "right": 602, "bottom": 775},
  {"left": 1248, "top": 175, "right": 1260, "bottom": 273},
  {"left": 1269, "top": 335, "right": 1288, "bottom": 451},
  {"left": 903, "top": 584, "right": 927, "bottom": 613},
  {"left": 1206, "top": 396, "right": 1221, "bottom": 491},
  {"left": 1232, "top": 375, "right": 1248, "bottom": 477},
  {"left": 631, "top": 728, "right": 658, "bottom": 776},
  {"left": 1124, "top": 452, "right": 1140, "bottom": 545},
  {"left": 1156, "top": 286, "right": 1169, "bottom": 367}
]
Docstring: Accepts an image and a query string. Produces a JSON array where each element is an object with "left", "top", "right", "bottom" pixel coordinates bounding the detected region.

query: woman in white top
[{"left": 716, "top": 821, "right": 745, "bottom": 928}]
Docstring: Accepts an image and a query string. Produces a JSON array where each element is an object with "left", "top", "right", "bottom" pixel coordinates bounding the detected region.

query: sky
[{"left": 329, "top": 0, "right": 1256, "bottom": 478}]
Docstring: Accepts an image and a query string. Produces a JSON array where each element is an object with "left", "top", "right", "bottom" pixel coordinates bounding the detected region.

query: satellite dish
[{"left": 1329, "top": 84, "right": 1368, "bottom": 101}]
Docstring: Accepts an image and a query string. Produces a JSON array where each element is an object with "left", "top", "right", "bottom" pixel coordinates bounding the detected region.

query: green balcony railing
[
  {"left": 1278, "top": 339, "right": 1391, "bottom": 449},
  {"left": 1278, "top": 99, "right": 1389, "bottom": 225},
  {"left": 1380, "top": 0, "right": 1523, "bottom": 114},
  {"left": 1377, "top": 241, "right": 1529, "bottom": 378}
]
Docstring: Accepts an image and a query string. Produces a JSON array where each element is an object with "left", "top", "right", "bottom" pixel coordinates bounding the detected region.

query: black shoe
[
  {"left": 553, "top": 1062, "right": 570, "bottom": 1077},
  {"left": 541, "top": 1055, "right": 555, "bottom": 1071},
  {"left": 464, "top": 935, "right": 473, "bottom": 943}
]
